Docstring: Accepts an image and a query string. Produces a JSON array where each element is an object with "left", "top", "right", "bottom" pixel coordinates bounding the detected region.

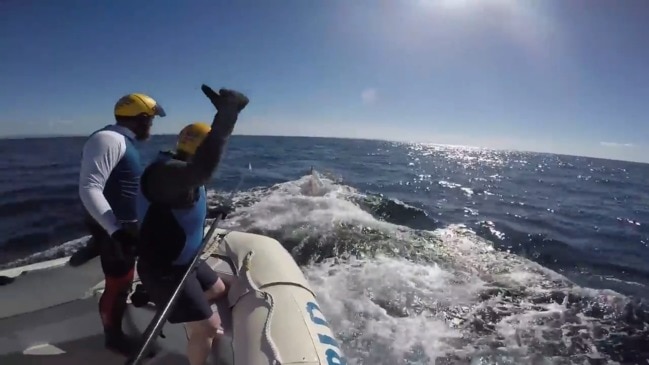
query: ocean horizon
[{"left": 0, "top": 133, "right": 645, "bottom": 165}]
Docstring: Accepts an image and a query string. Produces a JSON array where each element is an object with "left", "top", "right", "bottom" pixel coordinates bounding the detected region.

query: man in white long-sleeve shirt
[{"left": 72, "top": 92, "right": 165, "bottom": 356}]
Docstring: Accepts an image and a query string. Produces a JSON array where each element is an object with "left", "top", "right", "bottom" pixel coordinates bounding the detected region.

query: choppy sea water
[{"left": 0, "top": 135, "right": 648, "bottom": 364}]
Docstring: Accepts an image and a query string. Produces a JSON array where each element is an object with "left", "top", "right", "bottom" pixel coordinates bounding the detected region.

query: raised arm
[
  {"left": 78, "top": 130, "right": 126, "bottom": 235},
  {"left": 144, "top": 85, "right": 249, "bottom": 204}
]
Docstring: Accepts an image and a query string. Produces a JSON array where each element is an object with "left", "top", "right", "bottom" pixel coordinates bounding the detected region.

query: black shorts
[{"left": 137, "top": 260, "right": 219, "bottom": 324}]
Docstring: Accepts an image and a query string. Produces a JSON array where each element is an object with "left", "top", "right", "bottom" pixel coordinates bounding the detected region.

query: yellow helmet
[
  {"left": 176, "top": 122, "right": 211, "bottom": 156},
  {"left": 114, "top": 93, "right": 166, "bottom": 118}
]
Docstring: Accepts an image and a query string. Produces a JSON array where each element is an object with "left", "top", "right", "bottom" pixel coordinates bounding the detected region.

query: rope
[
  {"left": 200, "top": 231, "right": 228, "bottom": 260},
  {"left": 196, "top": 232, "right": 283, "bottom": 364},
  {"left": 241, "top": 251, "right": 283, "bottom": 365}
]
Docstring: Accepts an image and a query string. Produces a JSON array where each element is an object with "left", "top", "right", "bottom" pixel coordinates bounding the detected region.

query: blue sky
[{"left": 1, "top": 0, "right": 648, "bottom": 162}]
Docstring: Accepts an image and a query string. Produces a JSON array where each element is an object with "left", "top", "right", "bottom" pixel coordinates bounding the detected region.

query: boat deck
[{"left": 0, "top": 255, "right": 237, "bottom": 365}]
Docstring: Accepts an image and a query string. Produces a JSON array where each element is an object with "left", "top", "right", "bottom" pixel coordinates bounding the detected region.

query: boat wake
[{"left": 6, "top": 170, "right": 649, "bottom": 364}]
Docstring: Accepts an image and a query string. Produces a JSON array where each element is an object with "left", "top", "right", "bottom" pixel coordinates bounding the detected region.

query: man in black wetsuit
[{"left": 135, "top": 84, "right": 248, "bottom": 365}]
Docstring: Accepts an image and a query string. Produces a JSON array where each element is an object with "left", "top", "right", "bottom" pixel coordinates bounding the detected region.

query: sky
[{"left": 1, "top": 0, "right": 648, "bottom": 162}]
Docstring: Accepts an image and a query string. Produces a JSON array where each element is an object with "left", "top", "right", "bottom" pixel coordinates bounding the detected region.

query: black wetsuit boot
[
  {"left": 100, "top": 282, "right": 138, "bottom": 356},
  {"left": 104, "top": 327, "right": 137, "bottom": 356},
  {"left": 101, "top": 285, "right": 157, "bottom": 358}
]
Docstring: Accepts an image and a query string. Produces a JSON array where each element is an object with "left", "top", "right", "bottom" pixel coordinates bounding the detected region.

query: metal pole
[{"left": 125, "top": 213, "right": 224, "bottom": 365}]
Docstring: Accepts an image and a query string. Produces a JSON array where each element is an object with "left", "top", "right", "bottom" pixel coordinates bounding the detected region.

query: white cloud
[
  {"left": 600, "top": 142, "right": 634, "bottom": 148},
  {"left": 361, "top": 88, "right": 378, "bottom": 105}
]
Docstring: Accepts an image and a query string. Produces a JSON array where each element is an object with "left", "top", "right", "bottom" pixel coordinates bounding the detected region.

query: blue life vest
[
  {"left": 87, "top": 125, "right": 142, "bottom": 223},
  {"left": 136, "top": 151, "right": 207, "bottom": 267}
]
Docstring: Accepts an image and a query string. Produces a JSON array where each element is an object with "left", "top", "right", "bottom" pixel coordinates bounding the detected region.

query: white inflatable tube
[{"left": 215, "top": 230, "right": 346, "bottom": 365}]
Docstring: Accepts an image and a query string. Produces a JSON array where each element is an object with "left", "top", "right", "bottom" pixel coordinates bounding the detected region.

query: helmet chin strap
[{"left": 134, "top": 125, "right": 152, "bottom": 141}]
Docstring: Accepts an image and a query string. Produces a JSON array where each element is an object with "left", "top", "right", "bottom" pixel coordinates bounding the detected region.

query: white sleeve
[{"left": 78, "top": 131, "right": 126, "bottom": 236}]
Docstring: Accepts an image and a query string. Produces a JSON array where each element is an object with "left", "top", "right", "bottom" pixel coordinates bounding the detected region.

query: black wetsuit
[{"left": 136, "top": 90, "right": 246, "bottom": 323}]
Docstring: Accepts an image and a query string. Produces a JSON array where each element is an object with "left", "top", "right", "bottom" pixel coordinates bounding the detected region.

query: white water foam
[
  {"left": 0, "top": 235, "right": 90, "bottom": 270},
  {"left": 210, "top": 172, "right": 636, "bottom": 364},
  {"left": 303, "top": 255, "right": 479, "bottom": 363},
  {"left": 216, "top": 172, "right": 395, "bottom": 236}
]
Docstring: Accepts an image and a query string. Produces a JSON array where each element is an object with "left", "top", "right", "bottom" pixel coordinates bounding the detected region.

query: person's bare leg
[
  {"left": 204, "top": 278, "right": 227, "bottom": 336},
  {"left": 203, "top": 278, "right": 227, "bottom": 357},
  {"left": 204, "top": 277, "right": 227, "bottom": 302},
  {"left": 185, "top": 313, "right": 221, "bottom": 365}
]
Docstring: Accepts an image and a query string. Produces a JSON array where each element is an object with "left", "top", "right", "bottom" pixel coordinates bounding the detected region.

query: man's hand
[
  {"left": 212, "top": 204, "right": 234, "bottom": 220},
  {"left": 110, "top": 228, "right": 138, "bottom": 261},
  {"left": 201, "top": 85, "right": 249, "bottom": 113}
]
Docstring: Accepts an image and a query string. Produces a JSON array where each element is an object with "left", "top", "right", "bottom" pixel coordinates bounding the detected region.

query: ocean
[{"left": 0, "top": 135, "right": 648, "bottom": 364}]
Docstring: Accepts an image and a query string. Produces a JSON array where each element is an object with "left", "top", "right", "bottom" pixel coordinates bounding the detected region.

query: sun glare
[
  {"left": 411, "top": 0, "right": 556, "bottom": 61},
  {"left": 418, "top": 0, "right": 520, "bottom": 12},
  {"left": 435, "top": 0, "right": 472, "bottom": 10}
]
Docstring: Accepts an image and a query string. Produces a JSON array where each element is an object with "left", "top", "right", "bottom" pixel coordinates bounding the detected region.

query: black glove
[
  {"left": 212, "top": 204, "right": 234, "bottom": 220},
  {"left": 110, "top": 228, "right": 139, "bottom": 261},
  {"left": 201, "top": 85, "right": 249, "bottom": 113}
]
